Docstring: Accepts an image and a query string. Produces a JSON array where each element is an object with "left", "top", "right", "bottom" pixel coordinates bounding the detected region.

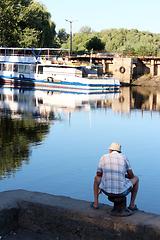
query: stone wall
[{"left": 0, "top": 190, "right": 160, "bottom": 239}]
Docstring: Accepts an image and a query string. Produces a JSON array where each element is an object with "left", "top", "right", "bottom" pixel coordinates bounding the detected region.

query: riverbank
[
  {"left": 0, "top": 190, "right": 160, "bottom": 239},
  {"left": 132, "top": 75, "right": 160, "bottom": 88}
]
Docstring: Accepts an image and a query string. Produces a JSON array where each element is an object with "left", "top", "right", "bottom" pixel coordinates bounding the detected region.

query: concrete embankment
[{"left": 0, "top": 190, "right": 160, "bottom": 239}]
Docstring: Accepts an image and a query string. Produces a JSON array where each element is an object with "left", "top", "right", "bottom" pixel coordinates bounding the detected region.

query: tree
[
  {"left": 0, "top": 0, "right": 24, "bottom": 46},
  {"left": 18, "top": 28, "right": 39, "bottom": 47},
  {"left": 86, "top": 36, "right": 105, "bottom": 51},
  {"left": 57, "top": 28, "right": 69, "bottom": 44},
  {"left": 79, "top": 26, "right": 93, "bottom": 34},
  {"left": 19, "top": 1, "right": 56, "bottom": 47},
  {"left": 0, "top": 0, "right": 57, "bottom": 47}
]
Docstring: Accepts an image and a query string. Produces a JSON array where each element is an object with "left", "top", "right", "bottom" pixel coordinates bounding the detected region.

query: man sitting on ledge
[{"left": 91, "top": 142, "right": 139, "bottom": 210}]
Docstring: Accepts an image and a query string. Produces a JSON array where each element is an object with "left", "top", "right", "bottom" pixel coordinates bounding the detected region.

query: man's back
[{"left": 97, "top": 151, "right": 133, "bottom": 194}]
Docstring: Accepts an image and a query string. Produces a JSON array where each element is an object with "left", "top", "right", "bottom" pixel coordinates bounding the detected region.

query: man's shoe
[{"left": 128, "top": 205, "right": 138, "bottom": 211}]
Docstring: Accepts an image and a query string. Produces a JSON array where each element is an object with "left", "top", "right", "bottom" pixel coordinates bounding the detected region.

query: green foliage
[
  {"left": 0, "top": 0, "right": 23, "bottom": 46},
  {"left": 79, "top": 26, "right": 93, "bottom": 34},
  {"left": 100, "top": 28, "right": 160, "bottom": 55},
  {"left": 0, "top": 0, "right": 57, "bottom": 47},
  {"left": 57, "top": 28, "right": 69, "bottom": 44},
  {"left": 20, "top": 1, "right": 56, "bottom": 47},
  {"left": 63, "top": 26, "right": 160, "bottom": 55},
  {"left": 86, "top": 36, "right": 105, "bottom": 51},
  {"left": 18, "top": 27, "right": 39, "bottom": 47}
]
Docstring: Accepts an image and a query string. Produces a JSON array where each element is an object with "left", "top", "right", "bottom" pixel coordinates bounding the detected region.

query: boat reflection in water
[
  {"left": 0, "top": 87, "right": 160, "bottom": 123},
  {"left": 0, "top": 88, "right": 121, "bottom": 122},
  {"left": 0, "top": 87, "right": 120, "bottom": 179}
]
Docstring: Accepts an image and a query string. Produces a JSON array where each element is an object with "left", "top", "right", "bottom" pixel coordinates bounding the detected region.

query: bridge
[{"left": 70, "top": 54, "right": 160, "bottom": 84}]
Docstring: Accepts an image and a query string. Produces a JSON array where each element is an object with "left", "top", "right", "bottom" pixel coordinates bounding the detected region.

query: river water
[{"left": 0, "top": 86, "right": 159, "bottom": 215}]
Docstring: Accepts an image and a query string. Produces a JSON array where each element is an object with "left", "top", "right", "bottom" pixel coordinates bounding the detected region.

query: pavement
[{"left": 0, "top": 190, "right": 160, "bottom": 240}]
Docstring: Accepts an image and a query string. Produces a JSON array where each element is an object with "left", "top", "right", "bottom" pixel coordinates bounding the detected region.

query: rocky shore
[{"left": 132, "top": 75, "right": 160, "bottom": 88}]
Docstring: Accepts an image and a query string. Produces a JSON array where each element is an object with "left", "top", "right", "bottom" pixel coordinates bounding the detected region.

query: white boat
[{"left": 0, "top": 47, "right": 120, "bottom": 94}]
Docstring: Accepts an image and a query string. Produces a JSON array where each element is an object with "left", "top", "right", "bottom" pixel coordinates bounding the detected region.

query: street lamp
[{"left": 65, "top": 19, "right": 78, "bottom": 55}]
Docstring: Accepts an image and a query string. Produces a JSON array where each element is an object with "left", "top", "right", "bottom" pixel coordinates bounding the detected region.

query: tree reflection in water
[{"left": 0, "top": 117, "right": 50, "bottom": 179}]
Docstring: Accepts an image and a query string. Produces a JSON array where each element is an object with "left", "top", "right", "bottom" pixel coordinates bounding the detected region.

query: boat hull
[{"left": 0, "top": 76, "right": 120, "bottom": 94}]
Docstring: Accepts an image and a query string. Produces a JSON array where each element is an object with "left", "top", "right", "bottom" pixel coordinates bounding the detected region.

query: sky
[{"left": 41, "top": 0, "right": 160, "bottom": 34}]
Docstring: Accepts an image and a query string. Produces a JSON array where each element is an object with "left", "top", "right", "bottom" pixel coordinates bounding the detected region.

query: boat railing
[
  {"left": 0, "top": 48, "right": 69, "bottom": 60},
  {"left": 0, "top": 52, "right": 65, "bottom": 59}
]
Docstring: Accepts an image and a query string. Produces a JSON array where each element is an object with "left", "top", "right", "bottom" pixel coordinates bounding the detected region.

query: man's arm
[
  {"left": 125, "top": 169, "right": 134, "bottom": 179},
  {"left": 97, "top": 172, "right": 102, "bottom": 177}
]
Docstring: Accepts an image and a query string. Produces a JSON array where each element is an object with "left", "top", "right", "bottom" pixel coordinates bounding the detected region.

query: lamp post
[{"left": 65, "top": 19, "right": 78, "bottom": 55}]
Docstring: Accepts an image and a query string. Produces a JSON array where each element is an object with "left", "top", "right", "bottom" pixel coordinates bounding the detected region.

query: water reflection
[
  {"left": 0, "top": 88, "right": 62, "bottom": 123},
  {"left": 0, "top": 86, "right": 159, "bottom": 215},
  {"left": 0, "top": 116, "right": 50, "bottom": 179},
  {"left": 0, "top": 88, "right": 61, "bottom": 179},
  {"left": 0, "top": 86, "right": 159, "bottom": 190},
  {"left": 0, "top": 88, "right": 121, "bottom": 179},
  {"left": 131, "top": 87, "right": 160, "bottom": 112},
  {"left": 96, "top": 87, "right": 160, "bottom": 114},
  {"left": 0, "top": 87, "right": 159, "bottom": 120}
]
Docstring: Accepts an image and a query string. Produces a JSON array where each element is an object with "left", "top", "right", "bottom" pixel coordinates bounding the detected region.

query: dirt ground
[{"left": 132, "top": 75, "right": 160, "bottom": 88}]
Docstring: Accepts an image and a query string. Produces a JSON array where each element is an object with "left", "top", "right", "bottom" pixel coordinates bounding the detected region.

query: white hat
[{"left": 109, "top": 142, "right": 121, "bottom": 153}]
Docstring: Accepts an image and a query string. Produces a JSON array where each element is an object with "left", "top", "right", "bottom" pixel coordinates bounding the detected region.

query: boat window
[
  {"left": 0, "top": 49, "right": 5, "bottom": 56},
  {"left": 24, "top": 65, "right": 30, "bottom": 73},
  {"left": 14, "top": 50, "right": 18, "bottom": 56},
  {"left": 24, "top": 95, "right": 30, "bottom": 103},
  {"left": 6, "top": 49, "right": 13, "bottom": 56},
  {"left": 15, "top": 50, "right": 24, "bottom": 56},
  {"left": 25, "top": 50, "right": 34, "bottom": 57},
  {"left": 31, "top": 65, "right": 36, "bottom": 73},
  {"left": 38, "top": 66, "right": 43, "bottom": 74},
  {"left": 2, "top": 64, "right": 7, "bottom": 71},
  {"left": 19, "top": 94, "right": 23, "bottom": 103},
  {"left": 8, "top": 64, "right": 12, "bottom": 72},
  {"left": 13, "top": 95, "right": 18, "bottom": 102},
  {"left": 19, "top": 65, "right": 24, "bottom": 73},
  {"left": 0, "top": 94, "right": 1, "bottom": 100},
  {"left": 0, "top": 64, "right": 1, "bottom": 71},
  {"left": 38, "top": 98, "right": 43, "bottom": 104},
  {"left": 3, "top": 94, "right": 7, "bottom": 101},
  {"left": 8, "top": 95, "right": 12, "bottom": 101},
  {"left": 32, "top": 98, "right": 36, "bottom": 106},
  {"left": 13, "top": 64, "right": 18, "bottom": 72}
]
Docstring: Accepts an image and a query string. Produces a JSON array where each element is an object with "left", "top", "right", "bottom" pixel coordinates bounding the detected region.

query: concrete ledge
[
  {"left": 0, "top": 208, "right": 19, "bottom": 235},
  {"left": 0, "top": 190, "right": 160, "bottom": 239}
]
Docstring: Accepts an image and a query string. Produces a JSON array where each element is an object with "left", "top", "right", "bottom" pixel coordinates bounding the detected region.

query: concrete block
[
  {"left": 0, "top": 208, "right": 19, "bottom": 235},
  {"left": 113, "top": 58, "right": 133, "bottom": 84}
]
